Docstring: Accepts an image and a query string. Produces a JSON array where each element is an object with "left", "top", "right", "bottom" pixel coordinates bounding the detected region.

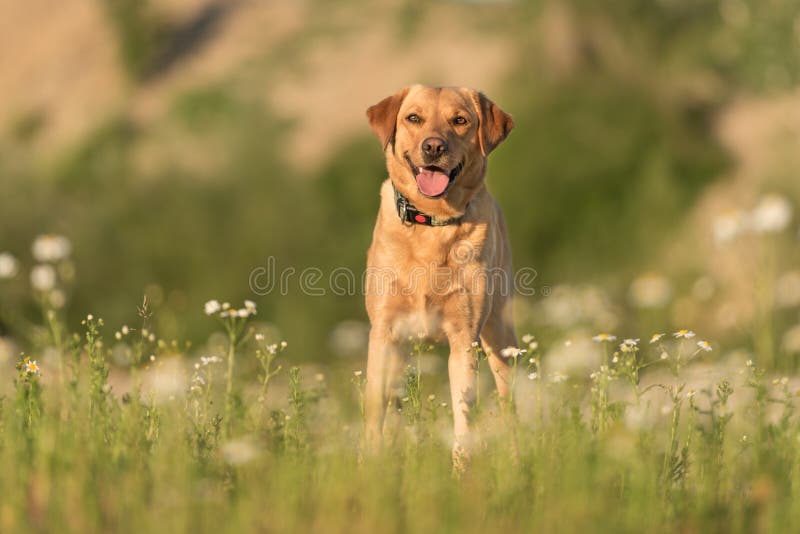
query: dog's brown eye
[
  {"left": 406, "top": 114, "right": 422, "bottom": 124},
  {"left": 452, "top": 116, "right": 468, "bottom": 126}
]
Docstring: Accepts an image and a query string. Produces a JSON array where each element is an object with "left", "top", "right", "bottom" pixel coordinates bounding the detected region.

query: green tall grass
[{"left": 2, "top": 304, "right": 799, "bottom": 533}]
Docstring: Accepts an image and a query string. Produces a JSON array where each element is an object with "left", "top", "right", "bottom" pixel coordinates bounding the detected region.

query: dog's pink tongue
[{"left": 415, "top": 169, "right": 449, "bottom": 196}]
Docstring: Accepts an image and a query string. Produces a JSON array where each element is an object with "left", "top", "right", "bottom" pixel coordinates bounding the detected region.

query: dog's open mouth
[{"left": 405, "top": 155, "right": 463, "bottom": 198}]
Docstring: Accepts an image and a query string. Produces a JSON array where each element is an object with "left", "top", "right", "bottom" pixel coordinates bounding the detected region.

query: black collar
[{"left": 392, "top": 183, "right": 464, "bottom": 226}]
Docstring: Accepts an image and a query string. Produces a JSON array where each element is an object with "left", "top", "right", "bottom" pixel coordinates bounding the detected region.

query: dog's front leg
[
  {"left": 364, "top": 325, "right": 401, "bottom": 453},
  {"left": 446, "top": 330, "right": 480, "bottom": 468}
]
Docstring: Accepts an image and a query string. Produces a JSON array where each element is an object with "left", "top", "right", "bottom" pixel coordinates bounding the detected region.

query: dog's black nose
[{"left": 421, "top": 137, "right": 448, "bottom": 159}]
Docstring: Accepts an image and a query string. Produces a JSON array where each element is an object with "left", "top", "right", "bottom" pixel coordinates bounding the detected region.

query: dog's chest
[
  {"left": 394, "top": 226, "right": 491, "bottom": 300},
  {"left": 385, "top": 231, "right": 490, "bottom": 339}
]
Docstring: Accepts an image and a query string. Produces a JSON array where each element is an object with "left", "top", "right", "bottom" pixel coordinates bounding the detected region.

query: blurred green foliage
[
  {"left": 494, "top": 77, "right": 726, "bottom": 282},
  {"left": 101, "top": 0, "right": 169, "bottom": 79}
]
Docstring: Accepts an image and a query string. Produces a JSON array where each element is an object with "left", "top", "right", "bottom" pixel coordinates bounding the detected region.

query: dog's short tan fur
[{"left": 364, "top": 85, "right": 515, "bottom": 460}]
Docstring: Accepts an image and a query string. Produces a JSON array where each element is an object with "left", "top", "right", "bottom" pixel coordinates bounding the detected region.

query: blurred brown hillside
[
  {"left": 4, "top": 0, "right": 798, "bottom": 179},
  {"left": 0, "top": 0, "right": 513, "bottom": 169}
]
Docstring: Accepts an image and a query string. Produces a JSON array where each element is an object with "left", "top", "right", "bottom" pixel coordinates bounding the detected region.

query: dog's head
[{"left": 367, "top": 85, "right": 513, "bottom": 207}]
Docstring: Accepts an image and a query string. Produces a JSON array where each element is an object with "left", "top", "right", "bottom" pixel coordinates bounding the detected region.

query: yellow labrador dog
[{"left": 364, "top": 85, "right": 516, "bottom": 461}]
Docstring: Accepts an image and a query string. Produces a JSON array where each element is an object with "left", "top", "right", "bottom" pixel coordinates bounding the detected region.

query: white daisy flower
[
  {"left": 592, "top": 333, "right": 617, "bottom": 342},
  {"left": 500, "top": 346, "right": 526, "bottom": 358},
  {"left": 696, "top": 340, "right": 712, "bottom": 352},
  {"left": 619, "top": 338, "right": 640, "bottom": 352},
  {"left": 750, "top": 194, "right": 792, "bottom": 234},
  {"left": 673, "top": 329, "right": 695, "bottom": 339},
  {"left": 204, "top": 300, "right": 221, "bottom": 315},
  {"left": 32, "top": 234, "right": 72, "bottom": 262},
  {"left": 30, "top": 264, "right": 56, "bottom": 292},
  {"left": 521, "top": 334, "right": 535, "bottom": 344},
  {"left": 0, "top": 252, "right": 19, "bottom": 279},
  {"left": 25, "top": 360, "right": 40, "bottom": 375},
  {"left": 649, "top": 333, "right": 665, "bottom": 344}
]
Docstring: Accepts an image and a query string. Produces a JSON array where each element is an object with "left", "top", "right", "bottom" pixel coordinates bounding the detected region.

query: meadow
[
  {"left": 3, "top": 0, "right": 800, "bottom": 532},
  {"left": 2, "top": 233, "right": 800, "bottom": 533}
]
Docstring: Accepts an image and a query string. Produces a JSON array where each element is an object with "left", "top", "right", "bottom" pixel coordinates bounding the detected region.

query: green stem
[
  {"left": 224, "top": 328, "right": 236, "bottom": 438},
  {"left": 44, "top": 307, "right": 64, "bottom": 388},
  {"left": 475, "top": 348, "right": 481, "bottom": 410}
]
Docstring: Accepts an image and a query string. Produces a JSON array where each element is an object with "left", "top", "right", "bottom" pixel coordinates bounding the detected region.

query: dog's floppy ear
[
  {"left": 366, "top": 87, "right": 410, "bottom": 151},
  {"left": 469, "top": 91, "right": 514, "bottom": 156}
]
